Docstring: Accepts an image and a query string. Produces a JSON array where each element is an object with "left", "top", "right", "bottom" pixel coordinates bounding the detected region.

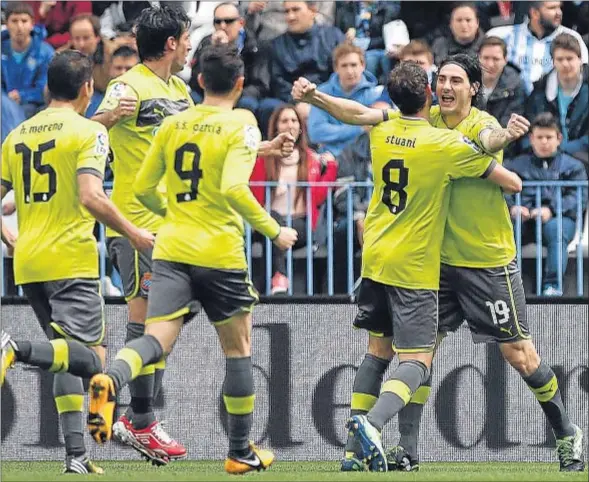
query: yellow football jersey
[
  {"left": 363, "top": 116, "right": 496, "bottom": 290},
  {"left": 429, "top": 106, "right": 517, "bottom": 267},
  {"left": 97, "top": 64, "right": 193, "bottom": 237},
  {"left": 1, "top": 108, "right": 108, "bottom": 284},
  {"left": 134, "top": 105, "right": 280, "bottom": 270}
]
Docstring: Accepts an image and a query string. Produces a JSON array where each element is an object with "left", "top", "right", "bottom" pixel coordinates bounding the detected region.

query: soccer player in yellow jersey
[
  {"left": 307, "top": 60, "right": 519, "bottom": 472},
  {"left": 87, "top": 45, "right": 298, "bottom": 474},
  {"left": 0, "top": 51, "right": 154, "bottom": 474},
  {"left": 91, "top": 5, "right": 194, "bottom": 461},
  {"left": 292, "top": 53, "right": 585, "bottom": 473}
]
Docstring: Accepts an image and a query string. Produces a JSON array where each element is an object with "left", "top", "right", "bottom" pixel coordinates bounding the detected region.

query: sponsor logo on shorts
[{"left": 141, "top": 272, "right": 152, "bottom": 292}]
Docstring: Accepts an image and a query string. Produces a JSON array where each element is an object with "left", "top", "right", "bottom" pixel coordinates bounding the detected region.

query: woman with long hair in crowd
[{"left": 250, "top": 104, "right": 338, "bottom": 294}]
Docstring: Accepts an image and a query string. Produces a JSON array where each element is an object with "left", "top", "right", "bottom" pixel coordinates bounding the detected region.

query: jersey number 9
[
  {"left": 382, "top": 159, "right": 409, "bottom": 215},
  {"left": 15, "top": 141, "right": 57, "bottom": 204},
  {"left": 174, "top": 143, "right": 203, "bottom": 203}
]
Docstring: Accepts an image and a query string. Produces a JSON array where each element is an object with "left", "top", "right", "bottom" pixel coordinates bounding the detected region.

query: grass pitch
[{"left": 1, "top": 461, "right": 587, "bottom": 481}]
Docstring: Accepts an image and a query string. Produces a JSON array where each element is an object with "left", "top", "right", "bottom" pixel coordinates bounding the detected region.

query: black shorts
[
  {"left": 438, "top": 261, "right": 531, "bottom": 343},
  {"left": 145, "top": 260, "right": 259, "bottom": 324},
  {"left": 354, "top": 278, "right": 438, "bottom": 353},
  {"left": 107, "top": 237, "right": 153, "bottom": 301},
  {"left": 22, "top": 278, "right": 105, "bottom": 346}
]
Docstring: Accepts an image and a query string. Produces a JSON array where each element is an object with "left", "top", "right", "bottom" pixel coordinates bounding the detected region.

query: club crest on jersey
[
  {"left": 460, "top": 136, "right": 481, "bottom": 153},
  {"left": 95, "top": 132, "right": 109, "bottom": 156},
  {"left": 244, "top": 125, "right": 259, "bottom": 151},
  {"left": 140, "top": 272, "right": 152, "bottom": 292}
]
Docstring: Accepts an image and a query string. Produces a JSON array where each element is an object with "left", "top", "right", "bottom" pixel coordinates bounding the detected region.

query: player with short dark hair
[
  {"left": 292, "top": 52, "right": 585, "bottom": 473},
  {"left": 86, "top": 44, "right": 298, "bottom": 475},
  {"left": 91, "top": 4, "right": 194, "bottom": 463},
  {"left": 0, "top": 50, "right": 154, "bottom": 475}
]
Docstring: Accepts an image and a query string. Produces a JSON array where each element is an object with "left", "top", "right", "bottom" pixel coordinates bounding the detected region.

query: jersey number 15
[{"left": 15, "top": 141, "right": 57, "bottom": 204}]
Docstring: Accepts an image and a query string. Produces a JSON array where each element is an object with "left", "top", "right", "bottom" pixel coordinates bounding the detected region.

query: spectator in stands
[
  {"left": 260, "top": 1, "right": 345, "bottom": 136},
  {"left": 1, "top": 2, "right": 53, "bottom": 119},
  {"left": 189, "top": 2, "right": 269, "bottom": 115},
  {"left": 378, "top": 40, "right": 436, "bottom": 106},
  {"left": 335, "top": 1, "right": 401, "bottom": 78},
  {"left": 241, "top": 0, "right": 335, "bottom": 43},
  {"left": 97, "top": 1, "right": 152, "bottom": 40},
  {"left": 431, "top": 2, "right": 484, "bottom": 66},
  {"left": 27, "top": 1, "right": 91, "bottom": 49},
  {"left": 307, "top": 43, "right": 380, "bottom": 157},
  {"left": 487, "top": 1, "right": 588, "bottom": 94},
  {"left": 86, "top": 45, "right": 138, "bottom": 117},
  {"left": 525, "top": 33, "right": 588, "bottom": 165},
  {"left": 250, "top": 104, "right": 338, "bottom": 294},
  {"left": 505, "top": 113, "right": 588, "bottom": 296},
  {"left": 479, "top": 36, "right": 527, "bottom": 158},
  {"left": 332, "top": 100, "right": 390, "bottom": 294}
]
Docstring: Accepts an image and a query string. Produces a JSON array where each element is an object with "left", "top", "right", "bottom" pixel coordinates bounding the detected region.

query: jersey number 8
[
  {"left": 382, "top": 159, "right": 409, "bottom": 215},
  {"left": 174, "top": 142, "right": 203, "bottom": 203},
  {"left": 15, "top": 141, "right": 57, "bottom": 204}
]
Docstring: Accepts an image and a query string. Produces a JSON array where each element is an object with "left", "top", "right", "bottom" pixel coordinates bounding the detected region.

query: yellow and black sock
[
  {"left": 367, "top": 360, "right": 429, "bottom": 432},
  {"left": 14, "top": 339, "right": 101, "bottom": 378},
  {"left": 54, "top": 372, "right": 86, "bottom": 457},
  {"left": 345, "top": 354, "right": 390, "bottom": 458},
  {"left": 124, "top": 323, "right": 156, "bottom": 429},
  {"left": 108, "top": 335, "right": 163, "bottom": 393},
  {"left": 223, "top": 357, "right": 255, "bottom": 456},
  {"left": 523, "top": 360, "right": 575, "bottom": 438},
  {"left": 398, "top": 368, "right": 432, "bottom": 458}
]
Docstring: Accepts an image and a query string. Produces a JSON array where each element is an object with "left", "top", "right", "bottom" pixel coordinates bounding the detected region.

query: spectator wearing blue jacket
[
  {"left": 1, "top": 2, "right": 54, "bottom": 119},
  {"left": 308, "top": 43, "right": 381, "bottom": 156},
  {"left": 524, "top": 33, "right": 588, "bottom": 164},
  {"left": 505, "top": 113, "right": 588, "bottom": 297}
]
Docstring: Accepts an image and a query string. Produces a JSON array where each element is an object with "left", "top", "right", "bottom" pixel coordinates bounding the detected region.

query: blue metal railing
[{"left": 2, "top": 180, "right": 587, "bottom": 297}]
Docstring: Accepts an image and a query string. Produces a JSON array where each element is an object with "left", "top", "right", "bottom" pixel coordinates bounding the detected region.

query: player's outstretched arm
[
  {"left": 485, "top": 163, "right": 523, "bottom": 194},
  {"left": 258, "top": 132, "right": 296, "bottom": 158},
  {"left": 479, "top": 113, "right": 530, "bottom": 153},
  {"left": 291, "top": 77, "right": 384, "bottom": 126},
  {"left": 78, "top": 173, "right": 155, "bottom": 252}
]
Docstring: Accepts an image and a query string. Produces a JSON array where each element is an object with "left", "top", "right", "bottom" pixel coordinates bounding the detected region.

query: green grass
[{"left": 1, "top": 461, "right": 587, "bottom": 482}]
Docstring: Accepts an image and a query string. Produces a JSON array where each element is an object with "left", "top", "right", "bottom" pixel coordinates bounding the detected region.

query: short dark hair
[
  {"left": 550, "top": 33, "right": 582, "bottom": 59},
  {"left": 47, "top": 51, "right": 93, "bottom": 101},
  {"left": 70, "top": 14, "right": 101, "bottom": 37},
  {"left": 387, "top": 61, "right": 430, "bottom": 116},
  {"left": 135, "top": 5, "right": 191, "bottom": 62},
  {"left": 5, "top": 2, "right": 34, "bottom": 20},
  {"left": 199, "top": 44, "right": 244, "bottom": 95},
  {"left": 451, "top": 2, "right": 479, "bottom": 19},
  {"left": 531, "top": 112, "right": 561, "bottom": 133},
  {"left": 112, "top": 46, "right": 138, "bottom": 60},
  {"left": 479, "top": 36, "right": 507, "bottom": 58},
  {"left": 438, "top": 53, "right": 483, "bottom": 108}
]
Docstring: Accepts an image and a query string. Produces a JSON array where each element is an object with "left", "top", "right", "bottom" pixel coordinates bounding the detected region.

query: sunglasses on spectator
[{"left": 214, "top": 17, "right": 239, "bottom": 25}]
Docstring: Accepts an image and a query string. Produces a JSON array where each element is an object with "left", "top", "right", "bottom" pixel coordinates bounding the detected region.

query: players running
[
  {"left": 86, "top": 44, "right": 298, "bottom": 474},
  {"left": 91, "top": 5, "right": 194, "bottom": 463},
  {"left": 0, "top": 50, "right": 154, "bottom": 474},
  {"left": 292, "top": 53, "right": 585, "bottom": 473}
]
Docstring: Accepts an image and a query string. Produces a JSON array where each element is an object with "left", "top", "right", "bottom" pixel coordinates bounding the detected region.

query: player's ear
[{"left": 197, "top": 73, "right": 206, "bottom": 90}]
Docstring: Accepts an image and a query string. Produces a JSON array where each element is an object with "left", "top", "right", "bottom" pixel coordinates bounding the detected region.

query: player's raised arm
[
  {"left": 479, "top": 113, "right": 531, "bottom": 153},
  {"left": 291, "top": 77, "right": 385, "bottom": 126},
  {"left": 133, "top": 122, "right": 168, "bottom": 217},
  {"left": 221, "top": 124, "right": 297, "bottom": 251},
  {"left": 77, "top": 127, "right": 154, "bottom": 252}
]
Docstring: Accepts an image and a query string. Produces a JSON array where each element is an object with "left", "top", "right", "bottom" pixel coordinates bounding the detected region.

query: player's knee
[
  {"left": 367, "top": 336, "right": 394, "bottom": 361},
  {"left": 500, "top": 340, "right": 540, "bottom": 377}
]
